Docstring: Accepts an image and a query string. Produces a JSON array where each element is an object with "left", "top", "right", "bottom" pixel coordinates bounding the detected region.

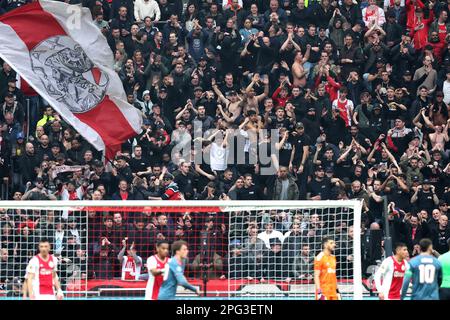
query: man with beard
[
  {"left": 430, "top": 10, "right": 449, "bottom": 43},
  {"left": 426, "top": 31, "right": 446, "bottom": 63},
  {"left": 314, "top": 237, "right": 341, "bottom": 300}
]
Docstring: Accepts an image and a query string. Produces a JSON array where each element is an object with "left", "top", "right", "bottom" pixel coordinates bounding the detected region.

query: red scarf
[
  {"left": 365, "top": 5, "right": 380, "bottom": 23},
  {"left": 120, "top": 191, "right": 129, "bottom": 200}
]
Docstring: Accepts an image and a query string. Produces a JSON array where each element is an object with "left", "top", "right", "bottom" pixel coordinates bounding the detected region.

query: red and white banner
[{"left": 0, "top": 0, "right": 142, "bottom": 159}]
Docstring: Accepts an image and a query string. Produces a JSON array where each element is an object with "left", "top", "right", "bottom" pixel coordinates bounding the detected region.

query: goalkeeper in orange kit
[{"left": 314, "top": 237, "right": 341, "bottom": 300}]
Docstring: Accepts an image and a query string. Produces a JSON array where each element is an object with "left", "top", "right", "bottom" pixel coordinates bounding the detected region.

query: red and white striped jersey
[
  {"left": 374, "top": 255, "right": 408, "bottom": 300},
  {"left": 27, "top": 254, "right": 57, "bottom": 296},
  {"left": 332, "top": 98, "right": 354, "bottom": 127},
  {"left": 121, "top": 255, "right": 142, "bottom": 280},
  {"left": 145, "top": 255, "right": 169, "bottom": 300}
]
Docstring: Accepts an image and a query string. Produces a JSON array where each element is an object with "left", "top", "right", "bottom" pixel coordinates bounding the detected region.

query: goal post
[
  {"left": 225, "top": 200, "right": 363, "bottom": 300},
  {"left": 0, "top": 200, "right": 363, "bottom": 300}
]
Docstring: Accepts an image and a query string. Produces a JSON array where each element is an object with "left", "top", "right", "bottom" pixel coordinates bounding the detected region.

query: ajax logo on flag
[{"left": 30, "top": 35, "right": 109, "bottom": 113}]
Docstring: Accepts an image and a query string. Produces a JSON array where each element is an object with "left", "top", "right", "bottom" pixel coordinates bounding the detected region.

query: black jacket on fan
[{"left": 0, "top": 0, "right": 29, "bottom": 13}]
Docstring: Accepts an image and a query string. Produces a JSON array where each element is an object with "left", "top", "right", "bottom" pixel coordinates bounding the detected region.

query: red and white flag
[{"left": 0, "top": 0, "right": 142, "bottom": 159}]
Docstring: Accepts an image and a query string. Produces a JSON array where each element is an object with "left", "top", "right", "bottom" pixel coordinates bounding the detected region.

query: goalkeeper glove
[
  {"left": 336, "top": 289, "right": 342, "bottom": 300},
  {"left": 317, "top": 289, "right": 326, "bottom": 300}
]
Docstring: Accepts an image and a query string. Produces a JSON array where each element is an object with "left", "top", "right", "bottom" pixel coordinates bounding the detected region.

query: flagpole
[{"left": 26, "top": 98, "right": 30, "bottom": 142}]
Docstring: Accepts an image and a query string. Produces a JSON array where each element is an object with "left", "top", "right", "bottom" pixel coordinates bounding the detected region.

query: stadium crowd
[{"left": 1, "top": 0, "right": 450, "bottom": 292}]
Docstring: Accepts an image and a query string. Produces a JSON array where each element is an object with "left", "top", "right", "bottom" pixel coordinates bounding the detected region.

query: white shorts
[
  {"left": 144, "top": 288, "right": 157, "bottom": 300},
  {"left": 35, "top": 294, "right": 56, "bottom": 300}
]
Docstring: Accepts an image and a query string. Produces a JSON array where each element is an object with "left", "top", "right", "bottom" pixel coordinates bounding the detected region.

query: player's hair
[
  {"left": 394, "top": 242, "right": 407, "bottom": 253},
  {"left": 132, "top": 217, "right": 145, "bottom": 226},
  {"left": 419, "top": 238, "right": 433, "bottom": 252},
  {"left": 322, "top": 237, "right": 333, "bottom": 247},
  {"left": 339, "top": 86, "right": 348, "bottom": 93},
  {"left": 172, "top": 240, "right": 188, "bottom": 253},
  {"left": 418, "top": 85, "right": 428, "bottom": 92},
  {"left": 163, "top": 173, "right": 174, "bottom": 181},
  {"left": 264, "top": 220, "right": 274, "bottom": 228},
  {"left": 39, "top": 238, "right": 50, "bottom": 244},
  {"left": 156, "top": 240, "right": 169, "bottom": 247}
]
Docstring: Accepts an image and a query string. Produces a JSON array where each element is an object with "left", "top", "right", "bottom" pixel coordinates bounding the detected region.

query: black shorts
[{"left": 439, "top": 288, "right": 450, "bottom": 300}]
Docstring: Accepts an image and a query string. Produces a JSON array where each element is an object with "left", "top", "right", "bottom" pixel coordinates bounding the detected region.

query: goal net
[{"left": 0, "top": 200, "right": 363, "bottom": 300}]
